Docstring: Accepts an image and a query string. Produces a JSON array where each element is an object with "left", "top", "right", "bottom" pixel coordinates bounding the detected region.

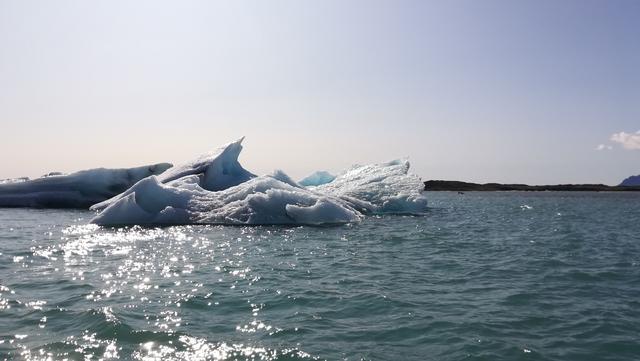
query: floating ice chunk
[
  {"left": 285, "top": 199, "right": 360, "bottom": 225},
  {"left": 381, "top": 194, "right": 429, "bottom": 213},
  {"left": 0, "top": 177, "right": 30, "bottom": 185},
  {"left": 313, "top": 159, "right": 428, "bottom": 214},
  {"left": 0, "top": 163, "right": 172, "bottom": 208},
  {"left": 91, "top": 138, "right": 255, "bottom": 211},
  {"left": 299, "top": 171, "right": 336, "bottom": 187}
]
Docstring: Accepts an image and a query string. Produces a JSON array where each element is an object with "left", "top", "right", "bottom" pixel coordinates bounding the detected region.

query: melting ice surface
[
  {"left": 0, "top": 163, "right": 172, "bottom": 208},
  {"left": 90, "top": 138, "right": 428, "bottom": 226}
]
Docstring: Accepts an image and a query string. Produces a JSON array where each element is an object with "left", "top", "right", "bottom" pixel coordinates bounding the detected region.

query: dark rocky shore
[{"left": 424, "top": 180, "right": 640, "bottom": 192}]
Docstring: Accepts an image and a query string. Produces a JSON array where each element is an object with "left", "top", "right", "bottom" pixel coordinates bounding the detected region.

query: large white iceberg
[
  {"left": 90, "top": 138, "right": 428, "bottom": 226},
  {"left": 0, "top": 163, "right": 172, "bottom": 208}
]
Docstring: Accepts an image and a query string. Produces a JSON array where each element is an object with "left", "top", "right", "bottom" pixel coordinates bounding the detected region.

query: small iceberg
[
  {"left": 90, "top": 138, "right": 428, "bottom": 226},
  {"left": 299, "top": 171, "right": 336, "bottom": 187},
  {"left": 0, "top": 163, "right": 172, "bottom": 208}
]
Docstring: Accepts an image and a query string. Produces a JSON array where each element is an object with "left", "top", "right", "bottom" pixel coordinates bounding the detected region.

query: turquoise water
[{"left": 1, "top": 192, "right": 639, "bottom": 360}]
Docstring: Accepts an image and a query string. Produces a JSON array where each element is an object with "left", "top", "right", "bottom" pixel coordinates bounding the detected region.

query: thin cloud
[
  {"left": 610, "top": 131, "right": 640, "bottom": 150},
  {"left": 595, "top": 144, "right": 612, "bottom": 151}
]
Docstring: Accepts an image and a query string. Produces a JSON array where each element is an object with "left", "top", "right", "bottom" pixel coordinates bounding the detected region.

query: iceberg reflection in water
[{"left": 90, "top": 138, "right": 427, "bottom": 226}]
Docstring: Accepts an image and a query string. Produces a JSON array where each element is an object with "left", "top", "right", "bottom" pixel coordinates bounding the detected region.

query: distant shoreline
[{"left": 424, "top": 180, "right": 640, "bottom": 192}]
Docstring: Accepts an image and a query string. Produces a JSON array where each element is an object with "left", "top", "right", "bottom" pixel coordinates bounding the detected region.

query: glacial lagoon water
[{"left": 1, "top": 191, "right": 639, "bottom": 360}]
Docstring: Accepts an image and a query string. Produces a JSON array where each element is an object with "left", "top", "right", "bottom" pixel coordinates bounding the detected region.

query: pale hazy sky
[{"left": 1, "top": 0, "right": 638, "bottom": 185}]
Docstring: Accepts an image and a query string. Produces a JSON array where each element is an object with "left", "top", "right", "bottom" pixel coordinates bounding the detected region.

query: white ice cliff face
[
  {"left": 89, "top": 139, "right": 428, "bottom": 226},
  {"left": 0, "top": 163, "right": 172, "bottom": 208}
]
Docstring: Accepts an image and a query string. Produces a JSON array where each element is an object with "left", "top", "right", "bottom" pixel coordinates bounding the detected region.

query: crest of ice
[
  {"left": 88, "top": 138, "right": 428, "bottom": 226},
  {"left": 91, "top": 137, "right": 255, "bottom": 211},
  {"left": 0, "top": 163, "right": 172, "bottom": 208},
  {"left": 157, "top": 136, "right": 255, "bottom": 189}
]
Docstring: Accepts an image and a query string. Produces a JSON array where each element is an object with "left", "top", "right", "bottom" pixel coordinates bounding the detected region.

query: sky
[{"left": 0, "top": 0, "right": 638, "bottom": 185}]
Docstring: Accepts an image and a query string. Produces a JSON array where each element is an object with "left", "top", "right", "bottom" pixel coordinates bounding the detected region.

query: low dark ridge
[{"left": 424, "top": 180, "right": 640, "bottom": 192}]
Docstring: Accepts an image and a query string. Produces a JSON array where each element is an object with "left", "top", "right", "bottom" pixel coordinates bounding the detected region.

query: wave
[{"left": 17, "top": 307, "right": 314, "bottom": 361}]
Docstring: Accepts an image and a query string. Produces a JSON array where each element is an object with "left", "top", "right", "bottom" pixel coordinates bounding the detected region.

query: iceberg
[
  {"left": 0, "top": 163, "right": 172, "bottom": 208},
  {"left": 90, "top": 139, "right": 428, "bottom": 226},
  {"left": 299, "top": 171, "right": 336, "bottom": 186},
  {"left": 0, "top": 177, "right": 29, "bottom": 185}
]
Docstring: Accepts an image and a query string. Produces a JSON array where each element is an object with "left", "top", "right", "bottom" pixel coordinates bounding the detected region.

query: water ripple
[{"left": 1, "top": 193, "right": 640, "bottom": 360}]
